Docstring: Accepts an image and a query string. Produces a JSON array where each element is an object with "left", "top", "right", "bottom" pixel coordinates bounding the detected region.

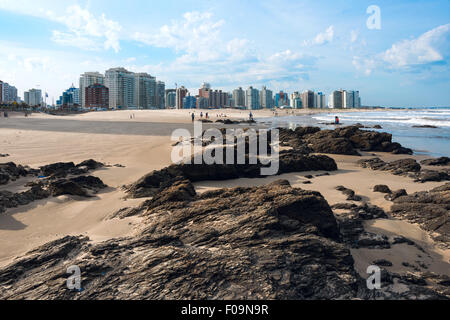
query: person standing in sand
[{"left": 191, "top": 112, "right": 195, "bottom": 122}]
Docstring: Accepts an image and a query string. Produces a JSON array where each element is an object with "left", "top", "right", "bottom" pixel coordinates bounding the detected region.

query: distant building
[
  {"left": 58, "top": 85, "right": 80, "bottom": 107},
  {"left": 329, "top": 90, "right": 343, "bottom": 109},
  {"left": 316, "top": 92, "right": 326, "bottom": 109},
  {"left": 24, "top": 89, "right": 42, "bottom": 106},
  {"left": 260, "top": 86, "right": 274, "bottom": 109},
  {"left": 79, "top": 72, "right": 105, "bottom": 108},
  {"left": 134, "top": 73, "right": 156, "bottom": 109},
  {"left": 165, "top": 89, "right": 176, "bottom": 108},
  {"left": 85, "top": 84, "right": 109, "bottom": 109},
  {"left": 176, "top": 86, "right": 188, "bottom": 109},
  {"left": 290, "top": 92, "right": 301, "bottom": 108},
  {"left": 197, "top": 97, "right": 209, "bottom": 109},
  {"left": 301, "top": 90, "right": 315, "bottom": 109},
  {"left": 183, "top": 95, "right": 197, "bottom": 109},
  {"left": 105, "top": 67, "right": 136, "bottom": 109},
  {"left": 232, "top": 87, "right": 245, "bottom": 108},
  {"left": 156, "top": 81, "right": 165, "bottom": 109},
  {"left": 0, "top": 81, "right": 18, "bottom": 103},
  {"left": 275, "top": 91, "right": 288, "bottom": 107},
  {"left": 245, "top": 87, "right": 260, "bottom": 110}
]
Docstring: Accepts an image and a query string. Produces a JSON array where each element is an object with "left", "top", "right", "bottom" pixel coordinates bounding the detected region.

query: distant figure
[
  {"left": 191, "top": 112, "right": 195, "bottom": 122},
  {"left": 335, "top": 116, "right": 340, "bottom": 124},
  {"left": 249, "top": 112, "right": 253, "bottom": 121},
  {"left": 205, "top": 112, "right": 209, "bottom": 119},
  {"left": 200, "top": 112, "right": 203, "bottom": 119}
]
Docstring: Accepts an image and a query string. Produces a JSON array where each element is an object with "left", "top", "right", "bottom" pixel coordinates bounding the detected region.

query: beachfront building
[
  {"left": 275, "top": 91, "right": 288, "bottom": 107},
  {"left": 197, "top": 97, "right": 209, "bottom": 109},
  {"left": 316, "top": 92, "right": 327, "bottom": 109},
  {"left": 24, "top": 89, "right": 42, "bottom": 107},
  {"left": 176, "top": 86, "right": 188, "bottom": 109},
  {"left": 245, "top": 86, "right": 261, "bottom": 110},
  {"left": 232, "top": 87, "right": 245, "bottom": 108},
  {"left": 58, "top": 85, "right": 80, "bottom": 107},
  {"left": 0, "top": 81, "right": 18, "bottom": 103},
  {"left": 183, "top": 95, "right": 197, "bottom": 109},
  {"left": 85, "top": 84, "right": 109, "bottom": 109},
  {"left": 301, "top": 90, "right": 315, "bottom": 109},
  {"left": 79, "top": 72, "right": 105, "bottom": 108},
  {"left": 165, "top": 89, "right": 176, "bottom": 108},
  {"left": 134, "top": 73, "right": 156, "bottom": 109},
  {"left": 329, "top": 90, "right": 343, "bottom": 109},
  {"left": 260, "top": 86, "right": 274, "bottom": 109},
  {"left": 290, "top": 92, "right": 301, "bottom": 109},
  {"left": 156, "top": 81, "right": 165, "bottom": 109},
  {"left": 105, "top": 67, "right": 136, "bottom": 109}
]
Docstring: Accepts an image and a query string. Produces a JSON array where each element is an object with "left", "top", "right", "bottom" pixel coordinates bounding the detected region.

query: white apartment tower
[
  {"left": 79, "top": 72, "right": 105, "bottom": 108},
  {"left": 105, "top": 67, "right": 136, "bottom": 109},
  {"left": 245, "top": 86, "right": 260, "bottom": 110},
  {"left": 260, "top": 86, "right": 273, "bottom": 109},
  {"left": 134, "top": 73, "right": 156, "bottom": 109}
]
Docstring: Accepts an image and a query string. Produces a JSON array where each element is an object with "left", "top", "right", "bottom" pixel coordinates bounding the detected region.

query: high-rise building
[
  {"left": 165, "top": 89, "right": 176, "bottom": 108},
  {"left": 260, "top": 86, "right": 274, "bottom": 109},
  {"left": 232, "top": 87, "right": 245, "bottom": 108},
  {"left": 316, "top": 92, "right": 326, "bottom": 109},
  {"left": 343, "top": 90, "right": 355, "bottom": 109},
  {"left": 0, "top": 81, "right": 18, "bottom": 103},
  {"left": 85, "top": 84, "right": 109, "bottom": 109},
  {"left": 105, "top": 67, "right": 136, "bottom": 109},
  {"left": 301, "top": 90, "right": 315, "bottom": 108},
  {"left": 134, "top": 73, "right": 156, "bottom": 109},
  {"left": 197, "top": 97, "right": 209, "bottom": 109},
  {"left": 176, "top": 86, "right": 188, "bottom": 109},
  {"left": 79, "top": 72, "right": 105, "bottom": 108},
  {"left": 24, "top": 89, "right": 42, "bottom": 106},
  {"left": 329, "top": 90, "right": 343, "bottom": 109},
  {"left": 245, "top": 86, "right": 260, "bottom": 110},
  {"left": 354, "top": 91, "right": 361, "bottom": 108},
  {"left": 198, "top": 82, "right": 211, "bottom": 108},
  {"left": 59, "top": 85, "right": 80, "bottom": 106},
  {"left": 183, "top": 95, "right": 197, "bottom": 109},
  {"left": 290, "top": 92, "right": 301, "bottom": 108},
  {"left": 156, "top": 81, "right": 165, "bottom": 109},
  {"left": 275, "top": 91, "right": 288, "bottom": 107}
]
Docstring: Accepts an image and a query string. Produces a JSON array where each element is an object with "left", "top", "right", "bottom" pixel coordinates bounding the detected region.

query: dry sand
[{"left": 0, "top": 109, "right": 448, "bottom": 280}]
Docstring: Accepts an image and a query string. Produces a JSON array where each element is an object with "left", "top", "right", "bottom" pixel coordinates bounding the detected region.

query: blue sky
[{"left": 0, "top": 0, "right": 449, "bottom": 107}]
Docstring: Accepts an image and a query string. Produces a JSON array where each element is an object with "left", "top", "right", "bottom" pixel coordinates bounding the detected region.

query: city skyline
[{"left": 0, "top": 0, "right": 449, "bottom": 107}]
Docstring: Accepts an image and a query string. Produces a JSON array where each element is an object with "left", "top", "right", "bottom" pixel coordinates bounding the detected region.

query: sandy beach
[{"left": 0, "top": 109, "right": 448, "bottom": 299}]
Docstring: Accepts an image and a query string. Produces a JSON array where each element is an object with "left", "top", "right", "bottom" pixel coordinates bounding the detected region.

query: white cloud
[
  {"left": 351, "top": 30, "right": 358, "bottom": 43},
  {"left": 382, "top": 23, "right": 450, "bottom": 68},
  {"left": 49, "top": 5, "right": 122, "bottom": 52},
  {"left": 302, "top": 25, "right": 334, "bottom": 46}
]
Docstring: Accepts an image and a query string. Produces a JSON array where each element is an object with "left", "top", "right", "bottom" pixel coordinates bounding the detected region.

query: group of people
[{"left": 191, "top": 112, "right": 210, "bottom": 122}]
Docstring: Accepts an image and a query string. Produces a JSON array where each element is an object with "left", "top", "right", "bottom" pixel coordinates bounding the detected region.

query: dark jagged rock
[
  {"left": 76, "top": 159, "right": 105, "bottom": 170},
  {"left": 412, "top": 125, "right": 438, "bottom": 128},
  {"left": 336, "top": 186, "right": 362, "bottom": 201},
  {"left": 48, "top": 176, "right": 107, "bottom": 197},
  {"left": 126, "top": 150, "right": 337, "bottom": 198},
  {"left": 373, "top": 125, "right": 382, "bottom": 129},
  {"left": 277, "top": 126, "right": 412, "bottom": 155},
  {"left": 333, "top": 203, "right": 389, "bottom": 248},
  {"left": 385, "top": 189, "right": 408, "bottom": 201},
  {"left": 358, "top": 158, "right": 421, "bottom": 175},
  {"left": 0, "top": 154, "right": 9, "bottom": 157},
  {"left": 421, "top": 157, "right": 450, "bottom": 166},
  {"left": 39, "top": 162, "right": 76, "bottom": 177},
  {"left": 0, "top": 162, "right": 28, "bottom": 185},
  {"left": 0, "top": 185, "right": 50, "bottom": 214},
  {"left": 373, "top": 259, "right": 393, "bottom": 267},
  {"left": 414, "top": 169, "right": 450, "bottom": 183},
  {"left": 373, "top": 185, "right": 392, "bottom": 194},
  {"left": 0, "top": 180, "right": 368, "bottom": 300},
  {"left": 390, "top": 185, "right": 450, "bottom": 246}
]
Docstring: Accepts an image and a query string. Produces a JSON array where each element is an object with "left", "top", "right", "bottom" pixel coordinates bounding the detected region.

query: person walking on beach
[
  {"left": 249, "top": 111, "right": 253, "bottom": 121},
  {"left": 191, "top": 112, "right": 195, "bottom": 122},
  {"left": 205, "top": 112, "right": 209, "bottom": 119}
]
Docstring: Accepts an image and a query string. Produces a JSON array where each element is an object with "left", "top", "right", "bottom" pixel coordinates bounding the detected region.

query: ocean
[{"left": 257, "top": 107, "right": 450, "bottom": 158}]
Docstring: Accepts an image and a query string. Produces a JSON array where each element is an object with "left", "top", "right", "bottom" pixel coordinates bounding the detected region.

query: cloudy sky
[{"left": 0, "top": 0, "right": 449, "bottom": 107}]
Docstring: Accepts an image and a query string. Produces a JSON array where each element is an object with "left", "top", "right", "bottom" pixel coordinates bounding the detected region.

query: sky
[{"left": 0, "top": 0, "right": 449, "bottom": 107}]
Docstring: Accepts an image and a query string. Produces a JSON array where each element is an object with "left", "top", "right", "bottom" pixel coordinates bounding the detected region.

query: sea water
[{"left": 258, "top": 107, "right": 450, "bottom": 158}]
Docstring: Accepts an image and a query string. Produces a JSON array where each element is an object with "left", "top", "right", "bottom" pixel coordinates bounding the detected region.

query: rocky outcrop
[
  {"left": 40, "top": 160, "right": 104, "bottom": 179},
  {"left": 277, "top": 126, "right": 413, "bottom": 156},
  {"left": 390, "top": 183, "right": 450, "bottom": 246},
  {"left": 126, "top": 150, "right": 337, "bottom": 198},
  {"left": 0, "top": 186, "right": 50, "bottom": 214},
  {"left": 0, "top": 180, "right": 367, "bottom": 300},
  {"left": 421, "top": 157, "right": 450, "bottom": 166},
  {"left": 373, "top": 185, "right": 392, "bottom": 194},
  {"left": 0, "top": 162, "right": 29, "bottom": 185},
  {"left": 336, "top": 186, "right": 362, "bottom": 201}
]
